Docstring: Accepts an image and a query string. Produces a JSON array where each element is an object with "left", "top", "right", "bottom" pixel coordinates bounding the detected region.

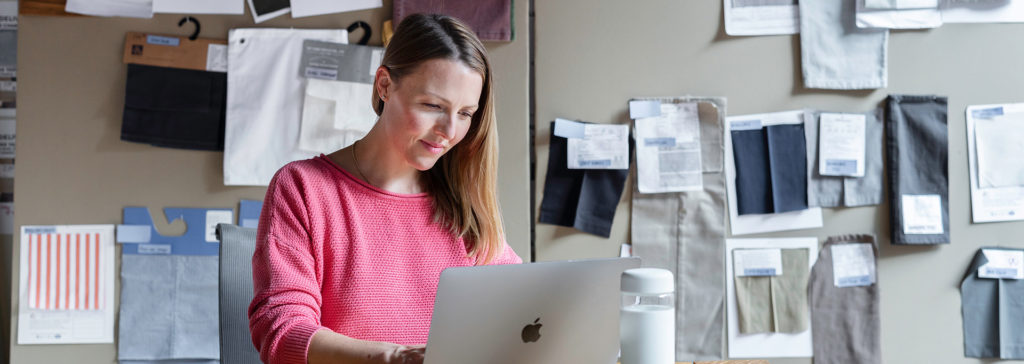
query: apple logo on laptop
[{"left": 521, "top": 318, "right": 542, "bottom": 343}]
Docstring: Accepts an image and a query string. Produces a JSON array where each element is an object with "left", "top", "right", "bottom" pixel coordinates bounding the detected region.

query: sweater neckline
[{"left": 317, "top": 154, "right": 431, "bottom": 199}]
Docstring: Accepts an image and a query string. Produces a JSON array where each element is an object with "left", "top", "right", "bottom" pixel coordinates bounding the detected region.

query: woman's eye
[
  {"left": 459, "top": 112, "right": 473, "bottom": 118},
  {"left": 424, "top": 103, "right": 442, "bottom": 109}
]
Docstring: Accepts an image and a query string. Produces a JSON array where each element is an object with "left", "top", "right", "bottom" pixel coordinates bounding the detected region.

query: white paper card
[
  {"left": 978, "top": 249, "right": 1024, "bottom": 279},
  {"left": 153, "top": 0, "right": 244, "bottom": 14},
  {"left": 831, "top": 243, "right": 876, "bottom": 287},
  {"left": 726, "top": 110, "right": 824, "bottom": 235},
  {"left": 206, "top": 44, "right": 228, "bottom": 73},
  {"left": 567, "top": 124, "right": 629, "bottom": 170},
  {"left": 205, "top": 210, "right": 233, "bottom": 242},
  {"left": 733, "top": 249, "right": 783, "bottom": 276},
  {"left": 902, "top": 194, "right": 944, "bottom": 234},
  {"left": 290, "top": 0, "right": 382, "bottom": 18},
  {"left": 819, "top": 113, "right": 866, "bottom": 177},
  {"left": 18, "top": 225, "right": 116, "bottom": 344},
  {"left": 866, "top": 0, "right": 938, "bottom": 9},
  {"left": 723, "top": 0, "right": 800, "bottom": 36},
  {"left": 941, "top": 0, "right": 1024, "bottom": 24},
  {"left": 966, "top": 103, "right": 1024, "bottom": 223},
  {"left": 620, "top": 243, "right": 632, "bottom": 258},
  {"left": 726, "top": 238, "right": 816, "bottom": 358},
  {"left": 553, "top": 118, "right": 586, "bottom": 139},
  {"left": 635, "top": 102, "right": 703, "bottom": 193},
  {"left": 0, "top": 116, "right": 15, "bottom": 159}
]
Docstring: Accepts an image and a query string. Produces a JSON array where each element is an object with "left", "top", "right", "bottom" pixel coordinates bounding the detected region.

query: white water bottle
[{"left": 620, "top": 268, "right": 675, "bottom": 364}]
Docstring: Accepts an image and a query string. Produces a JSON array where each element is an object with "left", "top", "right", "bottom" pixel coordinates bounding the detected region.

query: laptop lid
[{"left": 424, "top": 257, "right": 642, "bottom": 364}]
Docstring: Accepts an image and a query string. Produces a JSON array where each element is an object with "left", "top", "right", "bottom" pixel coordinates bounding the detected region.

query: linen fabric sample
[
  {"left": 633, "top": 97, "right": 727, "bottom": 360},
  {"left": 394, "top": 0, "right": 513, "bottom": 41},
  {"left": 961, "top": 247, "right": 1024, "bottom": 360},
  {"left": 223, "top": 28, "right": 348, "bottom": 186},
  {"left": 805, "top": 109, "right": 885, "bottom": 207},
  {"left": 297, "top": 78, "right": 375, "bottom": 154},
  {"left": 808, "top": 234, "right": 881, "bottom": 364},
  {"left": 800, "top": 0, "right": 889, "bottom": 89},
  {"left": 538, "top": 121, "right": 628, "bottom": 237},
  {"left": 886, "top": 94, "right": 950, "bottom": 244},
  {"left": 734, "top": 248, "right": 810, "bottom": 334},
  {"left": 122, "top": 64, "right": 227, "bottom": 151},
  {"left": 118, "top": 254, "right": 219, "bottom": 361},
  {"left": 766, "top": 124, "right": 808, "bottom": 213}
]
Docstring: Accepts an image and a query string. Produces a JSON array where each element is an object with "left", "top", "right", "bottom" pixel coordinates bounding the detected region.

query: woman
[{"left": 248, "top": 14, "right": 522, "bottom": 364}]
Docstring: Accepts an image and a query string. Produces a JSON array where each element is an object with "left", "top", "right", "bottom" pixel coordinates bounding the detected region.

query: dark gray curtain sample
[
  {"left": 123, "top": 64, "right": 226, "bottom": 151},
  {"left": 539, "top": 121, "right": 628, "bottom": 237},
  {"left": 886, "top": 94, "right": 949, "bottom": 244}
]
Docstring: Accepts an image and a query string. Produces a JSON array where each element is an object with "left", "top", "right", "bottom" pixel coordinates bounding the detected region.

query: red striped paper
[{"left": 26, "top": 232, "right": 104, "bottom": 310}]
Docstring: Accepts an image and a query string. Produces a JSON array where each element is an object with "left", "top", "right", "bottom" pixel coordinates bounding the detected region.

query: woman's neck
[{"left": 348, "top": 131, "right": 425, "bottom": 195}]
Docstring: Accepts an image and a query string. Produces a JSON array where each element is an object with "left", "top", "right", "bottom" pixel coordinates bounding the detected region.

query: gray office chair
[{"left": 217, "top": 223, "right": 262, "bottom": 364}]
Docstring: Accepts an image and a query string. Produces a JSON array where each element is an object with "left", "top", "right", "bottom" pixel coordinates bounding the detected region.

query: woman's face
[{"left": 376, "top": 58, "right": 484, "bottom": 171}]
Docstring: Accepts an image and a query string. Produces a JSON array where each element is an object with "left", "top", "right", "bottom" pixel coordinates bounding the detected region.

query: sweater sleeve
[
  {"left": 491, "top": 240, "right": 523, "bottom": 265},
  {"left": 249, "top": 165, "right": 328, "bottom": 364}
]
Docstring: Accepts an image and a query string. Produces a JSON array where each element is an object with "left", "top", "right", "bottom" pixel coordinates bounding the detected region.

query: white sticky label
[
  {"left": 138, "top": 244, "right": 172, "bottom": 255},
  {"left": 831, "top": 243, "right": 876, "bottom": 287},
  {"left": 567, "top": 124, "right": 630, "bottom": 170},
  {"left": 978, "top": 249, "right": 1023, "bottom": 280},
  {"left": 629, "top": 100, "right": 662, "bottom": 119},
  {"left": 205, "top": 210, "right": 233, "bottom": 242},
  {"left": 734, "top": 249, "right": 783, "bottom": 277},
  {"left": 206, "top": 44, "right": 228, "bottom": 73},
  {"left": 819, "top": 113, "right": 866, "bottom": 177},
  {"left": 370, "top": 49, "right": 383, "bottom": 77},
  {"left": 0, "top": 163, "right": 12, "bottom": 178},
  {"left": 902, "top": 194, "right": 944, "bottom": 235}
]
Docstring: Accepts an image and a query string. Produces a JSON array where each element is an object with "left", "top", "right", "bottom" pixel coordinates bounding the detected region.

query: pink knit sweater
[{"left": 248, "top": 155, "right": 522, "bottom": 364}]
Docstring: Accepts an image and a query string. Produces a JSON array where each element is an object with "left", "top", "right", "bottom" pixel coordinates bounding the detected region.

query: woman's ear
[{"left": 375, "top": 66, "right": 392, "bottom": 103}]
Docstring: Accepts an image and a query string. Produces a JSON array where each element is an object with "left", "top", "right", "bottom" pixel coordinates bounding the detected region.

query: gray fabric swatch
[
  {"left": 218, "top": 224, "right": 261, "bottom": 364},
  {"left": 800, "top": 0, "right": 889, "bottom": 89},
  {"left": 118, "top": 254, "right": 220, "bottom": 361},
  {"left": 632, "top": 97, "right": 726, "bottom": 361},
  {"left": 886, "top": 94, "right": 950, "bottom": 245},
  {"left": 961, "top": 247, "right": 1024, "bottom": 359},
  {"left": 805, "top": 109, "right": 885, "bottom": 208},
  {"left": 734, "top": 248, "right": 810, "bottom": 334},
  {"left": 809, "top": 234, "right": 881, "bottom": 364}
]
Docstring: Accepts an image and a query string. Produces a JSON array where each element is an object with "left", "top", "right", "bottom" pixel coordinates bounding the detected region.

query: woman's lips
[{"left": 420, "top": 140, "right": 445, "bottom": 154}]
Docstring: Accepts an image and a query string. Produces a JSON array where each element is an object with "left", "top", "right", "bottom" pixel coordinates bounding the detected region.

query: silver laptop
[{"left": 424, "top": 257, "right": 641, "bottom": 364}]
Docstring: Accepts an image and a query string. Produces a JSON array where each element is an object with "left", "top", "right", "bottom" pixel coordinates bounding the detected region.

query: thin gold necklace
[{"left": 351, "top": 140, "right": 370, "bottom": 183}]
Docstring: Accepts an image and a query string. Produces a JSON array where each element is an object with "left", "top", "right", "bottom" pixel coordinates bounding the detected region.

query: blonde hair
[{"left": 372, "top": 14, "right": 504, "bottom": 265}]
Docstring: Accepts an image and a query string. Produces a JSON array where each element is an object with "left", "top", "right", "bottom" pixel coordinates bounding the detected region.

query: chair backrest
[{"left": 217, "top": 223, "right": 261, "bottom": 364}]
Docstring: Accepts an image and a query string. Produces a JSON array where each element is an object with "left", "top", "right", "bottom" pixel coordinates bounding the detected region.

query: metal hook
[
  {"left": 347, "top": 21, "right": 372, "bottom": 45},
  {"left": 178, "top": 16, "right": 201, "bottom": 41}
]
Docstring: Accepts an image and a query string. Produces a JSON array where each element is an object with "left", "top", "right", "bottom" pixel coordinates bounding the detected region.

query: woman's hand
[{"left": 374, "top": 344, "right": 425, "bottom": 364}]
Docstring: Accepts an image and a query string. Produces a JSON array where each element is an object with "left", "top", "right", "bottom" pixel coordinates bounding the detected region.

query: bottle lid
[{"left": 621, "top": 268, "right": 674, "bottom": 294}]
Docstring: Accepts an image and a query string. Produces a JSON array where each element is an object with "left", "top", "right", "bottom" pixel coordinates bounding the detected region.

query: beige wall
[
  {"left": 6, "top": 2, "right": 530, "bottom": 363},
  {"left": 534, "top": 1, "right": 1024, "bottom": 363}
]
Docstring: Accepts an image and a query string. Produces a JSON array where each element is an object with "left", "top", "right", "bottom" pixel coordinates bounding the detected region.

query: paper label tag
[
  {"left": 206, "top": 44, "right": 228, "bottom": 73},
  {"left": 137, "top": 244, "right": 172, "bottom": 255},
  {"left": 553, "top": 118, "right": 586, "bottom": 139},
  {"left": 644, "top": 137, "right": 676, "bottom": 147},
  {"left": 629, "top": 100, "right": 662, "bottom": 119},
  {"left": 831, "top": 243, "right": 876, "bottom": 287},
  {"left": 0, "top": 118, "right": 14, "bottom": 159},
  {"left": 205, "top": 210, "right": 233, "bottom": 243},
  {"left": 0, "top": 81, "right": 14, "bottom": 92},
  {"left": 635, "top": 102, "right": 703, "bottom": 193},
  {"left": 146, "top": 35, "right": 180, "bottom": 47},
  {"left": 978, "top": 249, "right": 1023, "bottom": 279},
  {"left": 0, "top": 163, "right": 12, "bottom": 178},
  {"left": 971, "top": 107, "right": 1005, "bottom": 119},
  {"left": 620, "top": 243, "right": 632, "bottom": 258},
  {"left": 369, "top": 49, "right": 383, "bottom": 77},
  {"left": 298, "top": 40, "right": 380, "bottom": 84},
  {"left": 567, "top": 124, "right": 629, "bottom": 170},
  {"left": 819, "top": 113, "right": 866, "bottom": 177},
  {"left": 902, "top": 194, "right": 944, "bottom": 235},
  {"left": 734, "top": 249, "right": 783, "bottom": 277},
  {"left": 730, "top": 119, "right": 762, "bottom": 131},
  {"left": 115, "top": 225, "right": 151, "bottom": 244}
]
